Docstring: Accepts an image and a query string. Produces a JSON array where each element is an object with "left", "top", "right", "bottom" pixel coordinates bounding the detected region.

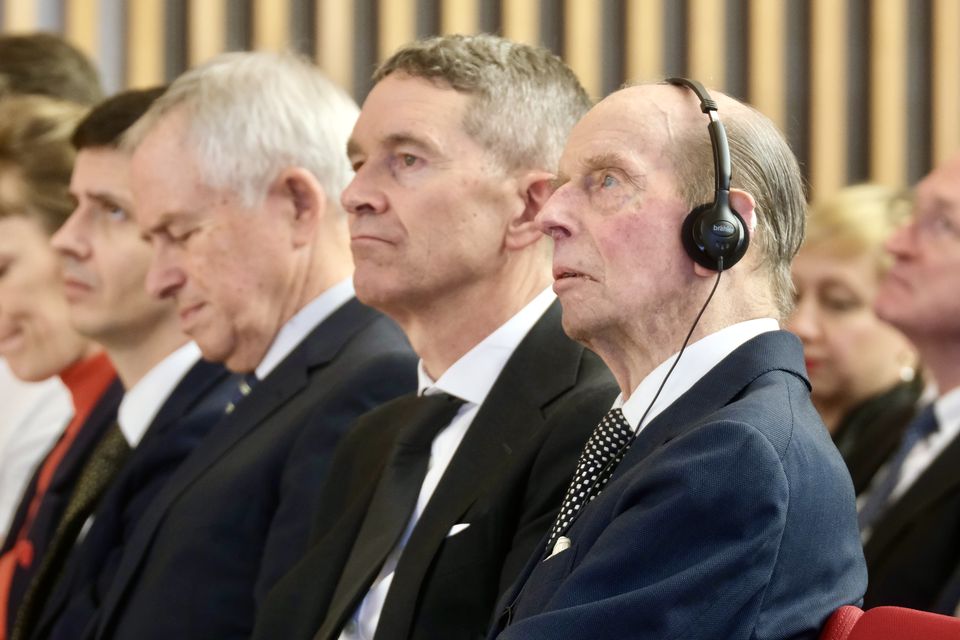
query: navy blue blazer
[
  {"left": 0, "top": 377, "right": 122, "bottom": 637},
  {"left": 252, "top": 300, "right": 618, "bottom": 640},
  {"left": 491, "top": 331, "right": 867, "bottom": 640},
  {"left": 24, "top": 358, "right": 236, "bottom": 640},
  {"left": 91, "top": 299, "right": 417, "bottom": 640}
]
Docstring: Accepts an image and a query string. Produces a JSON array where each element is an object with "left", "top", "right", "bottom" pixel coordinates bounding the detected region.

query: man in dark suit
[
  {"left": 489, "top": 81, "right": 866, "bottom": 639},
  {"left": 79, "top": 52, "right": 417, "bottom": 640},
  {"left": 861, "top": 151, "right": 960, "bottom": 611},
  {"left": 253, "top": 34, "right": 617, "bottom": 640},
  {"left": 3, "top": 89, "right": 235, "bottom": 640}
]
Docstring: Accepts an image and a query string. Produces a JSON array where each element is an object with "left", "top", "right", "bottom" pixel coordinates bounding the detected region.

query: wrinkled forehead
[
  {"left": 559, "top": 86, "right": 691, "bottom": 176},
  {"left": 916, "top": 154, "right": 960, "bottom": 206},
  {"left": 573, "top": 85, "right": 702, "bottom": 150}
]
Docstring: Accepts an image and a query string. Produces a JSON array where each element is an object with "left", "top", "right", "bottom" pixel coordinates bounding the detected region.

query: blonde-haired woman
[{"left": 787, "top": 184, "right": 922, "bottom": 494}]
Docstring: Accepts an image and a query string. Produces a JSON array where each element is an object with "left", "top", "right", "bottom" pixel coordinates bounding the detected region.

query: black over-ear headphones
[{"left": 666, "top": 77, "right": 749, "bottom": 272}]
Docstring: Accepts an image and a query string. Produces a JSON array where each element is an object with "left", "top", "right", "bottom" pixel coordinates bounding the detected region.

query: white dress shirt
[
  {"left": 889, "top": 385, "right": 960, "bottom": 502},
  {"left": 0, "top": 361, "right": 73, "bottom": 545},
  {"left": 255, "top": 279, "right": 355, "bottom": 380},
  {"left": 618, "top": 318, "right": 780, "bottom": 435},
  {"left": 76, "top": 342, "right": 203, "bottom": 544},
  {"left": 340, "top": 288, "right": 557, "bottom": 640},
  {"left": 117, "top": 341, "right": 203, "bottom": 447}
]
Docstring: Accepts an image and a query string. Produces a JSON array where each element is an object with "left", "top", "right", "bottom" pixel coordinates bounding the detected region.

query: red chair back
[{"left": 821, "top": 605, "right": 960, "bottom": 640}]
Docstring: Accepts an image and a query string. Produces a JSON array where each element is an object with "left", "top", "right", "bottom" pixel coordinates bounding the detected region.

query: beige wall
[{"left": 3, "top": 0, "right": 958, "bottom": 200}]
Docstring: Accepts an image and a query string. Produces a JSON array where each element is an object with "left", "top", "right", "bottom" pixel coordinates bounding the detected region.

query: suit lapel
[
  {"left": 99, "top": 299, "right": 377, "bottom": 631},
  {"left": 616, "top": 331, "right": 807, "bottom": 475},
  {"left": 140, "top": 359, "right": 231, "bottom": 440},
  {"left": 374, "top": 302, "right": 584, "bottom": 638},
  {"left": 865, "top": 431, "right": 960, "bottom": 561},
  {"left": 11, "top": 425, "right": 130, "bottom": 640},
  {"left": 47, "top": 380, "right": 125, "bottom": 497}
]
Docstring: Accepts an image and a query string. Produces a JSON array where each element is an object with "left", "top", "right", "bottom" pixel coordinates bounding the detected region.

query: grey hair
[
  {"left": 374, "top": 33, "right": 592, "bottom": 173},
  {"left": 668, "top": 91, "right": 807, "bottom": 318},
  {"left": 124, "top": 51, "right": 359, "bottom": 209}
]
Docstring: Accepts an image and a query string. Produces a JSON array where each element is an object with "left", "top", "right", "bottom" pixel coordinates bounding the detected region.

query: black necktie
[
  {"left": 317, "top": 392, "right": 464, "bottom": 640},
  {"left": 859, "top": 404, "right": 939, "bottom": 532},
  {"left": 544, "top": 408, "right": 633, "bottom": 554},
  {"left": 224, "top": 373, "right": 258, "bottom": 415}
]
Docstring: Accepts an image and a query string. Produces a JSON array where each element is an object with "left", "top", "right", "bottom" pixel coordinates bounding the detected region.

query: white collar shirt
[
  {"left": 117, "top": 341, "right": 202, "bottom": 447},
  {"left": 341, "top": 288, "right": 556, "bottom": 640},
  {"left": 254, "top": 278, "right": 355, "bottom": 380},
  {"left": 79, "top": 341, "right": 202, "bottom": 544},
  {"left": 617, "top": 318, "right": 780, "bottom": 434}
]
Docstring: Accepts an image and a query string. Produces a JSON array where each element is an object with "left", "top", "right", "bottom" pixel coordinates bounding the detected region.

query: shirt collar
[
  {"left": 417, "top": 288, "right": 556, "bottom": 405},
  {"left": 255, "top": 278, "right": 355, "bottom": 380},
  {"left": 618, "top": 318, "right": 780, "bottom": 433},
  {"left": 117, "top": 341, "right": 203, "bottom": 446},
  {"left": 933, "top": 385, "right": 960, "bottom": 437}
]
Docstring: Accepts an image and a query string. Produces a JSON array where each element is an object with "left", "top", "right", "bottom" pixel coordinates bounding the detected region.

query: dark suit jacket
[
  {"left": 21, "top": 359, "right": 235, "bottom": 640},
  {"left": 864, "top": 424, "right": 960, "bottom": 610},
  {"left": 833, "top": 378, "right": 922, "bottom": 495},
  {"left": 491, "top": 331, "right": 867, "bottom": 640},
  {"left": 252, "top": 301, "right": 618, "bottom": 640},
  {"left": 0, "top": 378, "right": 123, "bottom": 637},
  {"left": 91, "top": 299, "right": 417, "bottom": 640}
]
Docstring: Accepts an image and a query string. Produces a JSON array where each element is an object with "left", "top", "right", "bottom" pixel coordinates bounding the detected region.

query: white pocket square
[
  {"left": 446, "top": 523, "right": 471, "bottom": 538},
  {"left": 545, "top": 536, "right": 572, "bottom": 560}
]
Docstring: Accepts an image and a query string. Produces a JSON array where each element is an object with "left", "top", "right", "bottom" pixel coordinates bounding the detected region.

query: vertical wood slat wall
[{"left": 1, "top": 0, "right": 958, "bottom": 200}]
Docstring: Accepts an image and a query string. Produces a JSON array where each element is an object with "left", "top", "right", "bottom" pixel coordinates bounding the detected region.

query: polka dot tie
[{"left": 545, "top": 408, "right": 634, "bottom": 554}]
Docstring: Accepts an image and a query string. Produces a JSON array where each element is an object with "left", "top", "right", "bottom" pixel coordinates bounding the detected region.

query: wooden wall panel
[
  {"left": 316, "top": 0, "right": 354, "bottom": 93},
  {"left": 378, "top": 0, "right": 416, "bottom": 61},
  {"left": 64, "top": 0, "right": 99, "bottom": 63},
  {"left": 441, "top": 0, "right": 479, "bottom": 35},
  {"left": 502, "top": 0, "right": 539, "bottom": 47},
  {"left": 565, "top": 0, "right": 602, "bottom": 98},
  {"left": 870, "top": 0, "right": 908, "bottom": 187},
  {"left": 126, "top": 0, "right": 165, "bottom": 87},
  {"left": 189, "top": 0, "right": 226, "bottom": 66},
  {"left": 625, "top": 0, "right": 663, "bottom": 83},
  {"left": 253, "top": 0, "right": 290, "bottom": 51},
  {"left": 748, "top": 0, "right": 785, "bottom": 130},
  {"left": 932, "top": 0, "right": 960, "bottom": 165},
  {"left": 809, "top": 0, "right": 847, "bottom": 199},
  {"left": 2, "top": 0, "right": 35, "bottom": 31},
  {"left": 687, "top": 0, "right": 725, "bottom": 88},
  {"left": 1, "top": 0, "right": 956, "bottom": 198}
]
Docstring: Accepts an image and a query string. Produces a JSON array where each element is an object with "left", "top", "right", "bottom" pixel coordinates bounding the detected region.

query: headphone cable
[{"left": 634, "top": 259, "right": 723, "bottom": 429}]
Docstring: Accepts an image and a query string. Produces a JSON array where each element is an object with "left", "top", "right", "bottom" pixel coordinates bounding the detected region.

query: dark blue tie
[
  {"left": 224, "top": 373, "right": 258, "bottom": 415},
  {"left": 858, "top": 404, "right": 938, "bottom": 532}
]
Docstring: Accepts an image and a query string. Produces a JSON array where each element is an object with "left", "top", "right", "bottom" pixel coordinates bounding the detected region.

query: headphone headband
[
  {"left": 665, "top": 77, "right": 748, "bottom": 272},
  {"left": 666, "top": 77, "right": 731, "bottom": 193}
]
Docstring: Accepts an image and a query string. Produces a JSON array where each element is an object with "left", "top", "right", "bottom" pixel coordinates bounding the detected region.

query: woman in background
[
  {"left": 787, "top": 184, "right": 922, "bottom": 495},
  {"left": 0, "top": 95, "right": 110, "bottom": 553}
]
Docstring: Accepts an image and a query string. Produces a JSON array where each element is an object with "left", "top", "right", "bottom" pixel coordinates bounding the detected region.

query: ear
[
  {"left": 691, "top": 188, "right": 757, "bottom": 278},
  {"left": 505, "top": 170, "right": 554, "bottom": 251},
  {"left": 270, "top": 167, "right": 327, "bottom": 247},
  {"left": 729, "top": 188, "right": 757, "bottom": 235}
]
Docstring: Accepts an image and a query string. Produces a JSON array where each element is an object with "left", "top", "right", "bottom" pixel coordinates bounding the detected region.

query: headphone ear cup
[{"left": 681, "top": 203, "right": 750, "bottom": 271}]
